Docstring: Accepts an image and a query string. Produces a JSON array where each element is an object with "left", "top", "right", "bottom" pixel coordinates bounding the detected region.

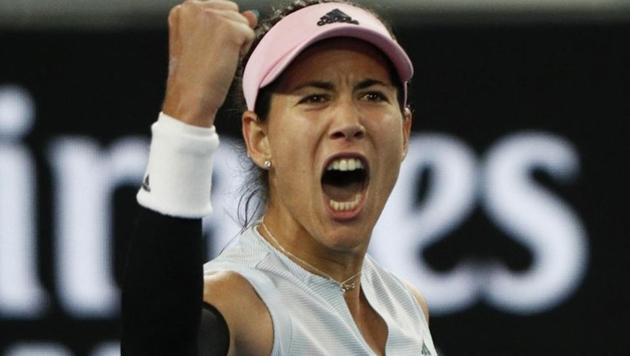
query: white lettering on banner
[
  {"left": 481, "top": 133, "right": 587, "bottom": 314},
  {"left": 371, "top": 134, "right": 479, "bottom": 313},
  {"left": 2, "top": 342, "right": 121, "bottom": 356},
  {"left": 202, "top": 142, "right": 248, "bottom": 255},
  {"left": 5, "top": 343, "right": 72, "bottom": 356},
  {"left": 48, "top": 137, "right": 148, "bottom": 317},
  {"left": 0, "top": 85, "right": 48, "bottom": 317},
  {"left": 0, "top": 83, "right": 588, "bottom": 321},
  {"left": 91, "top": 341, "right": 120, "bottom": 356},
  {"left": 370, "top": 133, "right": 588, "bottom": 315}
]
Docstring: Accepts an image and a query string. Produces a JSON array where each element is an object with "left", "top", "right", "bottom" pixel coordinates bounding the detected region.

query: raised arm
[{"left": 121, "top": 1, "right": 257, "bottom": 354}]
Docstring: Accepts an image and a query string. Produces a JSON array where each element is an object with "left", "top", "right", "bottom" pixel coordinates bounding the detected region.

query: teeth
[
  {"left": 329, "top": 193, "right": 362, "bottom": 212},
  {"left": 326, "top": 158, "right": 364, "bottom": 172}
]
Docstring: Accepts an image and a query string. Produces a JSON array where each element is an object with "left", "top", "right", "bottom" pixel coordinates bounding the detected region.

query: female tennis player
[{"left": 122, "top": 0, "right": 437, "bottom": 355}]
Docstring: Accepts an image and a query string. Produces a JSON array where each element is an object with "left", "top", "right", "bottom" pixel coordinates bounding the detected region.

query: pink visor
[{"left": 242, "top": 3, "right": 414, "bottom": 111}]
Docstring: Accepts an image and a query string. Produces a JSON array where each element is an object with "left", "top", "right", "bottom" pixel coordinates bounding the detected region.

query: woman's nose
[{"left": 329, "top": 104, "right": 366, "bottom": 141}]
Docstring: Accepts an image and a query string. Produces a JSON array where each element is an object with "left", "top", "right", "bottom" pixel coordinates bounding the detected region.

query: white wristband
[{"left": 136, "top": 112, "right": 219, "bottom": 218}]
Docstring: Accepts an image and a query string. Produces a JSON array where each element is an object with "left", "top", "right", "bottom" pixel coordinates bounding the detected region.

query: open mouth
[{"left": 321, "top": 155, "right": 369, "bottom": 213}]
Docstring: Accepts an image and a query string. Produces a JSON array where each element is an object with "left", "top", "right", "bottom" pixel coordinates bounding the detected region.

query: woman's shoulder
[
  {"left": 200, "top": 226, "right": 278, "bottom": 354},
  {"left": 203, "top": 271, "right": 274, "bottom": 355},
  {"left": 400, "top": 279, "right": 430, "bottom": 323},
  {"left": 363, "top": 255, "right": 430, "bottom": 322},
  {"left": 203, "top": 270, "right": 269, "bottom": 313}
]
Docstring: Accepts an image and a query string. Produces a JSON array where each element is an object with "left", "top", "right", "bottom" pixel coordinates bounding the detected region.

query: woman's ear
[
  {"left": 402, "top": 107, "right": 413, "bottom": 161},
  {"left": 242, "top": 111, "right": 271, "bottom": 168}
]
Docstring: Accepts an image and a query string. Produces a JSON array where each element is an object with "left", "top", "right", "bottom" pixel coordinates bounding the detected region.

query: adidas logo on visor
[
  {"left": 317, "top": 9, "right": 359, "bottom": 26},
  {"left": 141, "top": 174, "right": 151, "bottom": 192}
]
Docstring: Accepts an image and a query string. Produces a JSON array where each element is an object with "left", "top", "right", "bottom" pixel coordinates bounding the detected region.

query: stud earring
[{"left": 263, "top": 160, "right": 272, "bottom": 169}]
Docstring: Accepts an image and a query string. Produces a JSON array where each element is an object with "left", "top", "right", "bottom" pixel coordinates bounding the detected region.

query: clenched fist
[{"left": 162, "top": 0, "right": 257, "bottom": 127}]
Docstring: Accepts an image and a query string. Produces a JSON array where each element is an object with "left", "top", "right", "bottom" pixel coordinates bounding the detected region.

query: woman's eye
[
  {"left": 362, "top": 91, "right": 388, "bottom": 102},
  {"left": 299, "top": 94, "right": 329, "bottom": 104}
]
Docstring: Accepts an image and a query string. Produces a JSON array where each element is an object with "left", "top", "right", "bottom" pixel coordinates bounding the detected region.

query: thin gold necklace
[{"left": 259, "top": 221, "right": 361, "bottom": 293}]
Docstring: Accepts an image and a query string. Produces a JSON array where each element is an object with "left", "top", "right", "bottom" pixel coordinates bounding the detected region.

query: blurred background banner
[{"left": 0, "top": 0, "right": 628, "bottom": 355}]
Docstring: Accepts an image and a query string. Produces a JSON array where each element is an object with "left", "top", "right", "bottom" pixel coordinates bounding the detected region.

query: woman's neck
[{"left": 259, "top": 207, "right": 367, "bottom": 290}]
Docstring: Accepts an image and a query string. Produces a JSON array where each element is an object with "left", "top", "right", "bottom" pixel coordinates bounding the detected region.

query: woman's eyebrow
[
  {"left": 289, "top": 79, "right": 390, "bottom": 92},
  {"left": 355, "top": 79, "right": 390, "bottom": 90},
  {"left": 291, "top": 81, "right": 334, "bottom": 92}
]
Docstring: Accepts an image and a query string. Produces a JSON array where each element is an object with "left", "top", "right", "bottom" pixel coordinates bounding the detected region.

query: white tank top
[{"left": 203, "top": 226, "right": 437, "bottom": 356}]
